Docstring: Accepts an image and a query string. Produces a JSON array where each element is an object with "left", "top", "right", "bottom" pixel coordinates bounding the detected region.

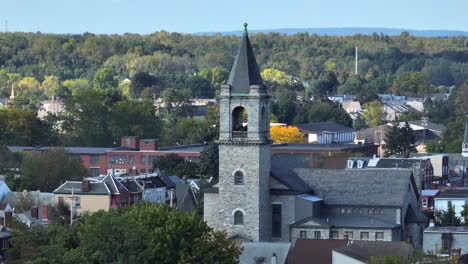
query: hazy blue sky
[{"left": 0, "top": 0, "right": 466, "bottom": 34}]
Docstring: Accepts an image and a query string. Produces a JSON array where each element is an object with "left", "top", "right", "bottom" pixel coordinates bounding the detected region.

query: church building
[{"left": 203, "top": 24, "right": 426, "bottom": 248}]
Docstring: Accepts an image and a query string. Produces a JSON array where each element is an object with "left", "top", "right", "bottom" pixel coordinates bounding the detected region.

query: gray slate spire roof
[{"left": 227, "top": 23, "right": 263, "bottom": 94}]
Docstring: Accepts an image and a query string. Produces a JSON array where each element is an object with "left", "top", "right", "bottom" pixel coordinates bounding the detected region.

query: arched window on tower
[
  {"left": 232, "top": 106, "right": 248, "bottom": 138},
  {"left": 234, "top": 210, "right": 244, "bottom": 225},
  {"left": 234, "top": 170, "right": 244, "bottom": 185}
]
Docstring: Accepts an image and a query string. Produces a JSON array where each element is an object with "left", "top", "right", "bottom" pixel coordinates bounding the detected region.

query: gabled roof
[
  {"left": 53, "top": 181, "right": 111, "bottom": 195},
  {"left": 367, "top": 158, "right": 431, "bottom": 169},
  {"left": 102, "top": 174, "right": 129, "bottom": 194},
  {"left": 296, "top": 122, "right": 354, "bottom": 134},
  {"left": 270, "top": 155, "right": 312, "bottom": 194},
  {"left": 227, "top": 24, "right": 263, "bottom": 94},
  {"left": 295, "top": 168, "right": 416, "bottom": 206}
]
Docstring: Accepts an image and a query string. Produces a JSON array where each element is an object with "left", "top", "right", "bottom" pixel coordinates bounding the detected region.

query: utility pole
[{"left": 65, "top": 187, "right": 80, "bottom": 225}]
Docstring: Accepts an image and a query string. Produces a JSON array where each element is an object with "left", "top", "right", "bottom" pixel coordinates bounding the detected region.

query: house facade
[{"left": 434, "top": 189, "right": 468, "bottom": 222}]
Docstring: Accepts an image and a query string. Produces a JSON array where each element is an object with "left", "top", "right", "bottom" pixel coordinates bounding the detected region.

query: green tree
[
  {"left": 160, "top": 88, "right": 193, "bottom": 122},
  {"left": 152, "top": 153, "right": 198, "bottom": 178},
  {"left": 36, "top": 203, "right": 240, "bottom": 263},
  {"left": 162, "top": 118, "right": 215, "bottom": 146},
  {"left": 362, "top": 100, "right": 384, "bottom": 128},
  {"left": 198, "top": 142, "right": 219, "bottom": 183},
  {"left": 20, "top": 148, "right": 88, "bottom": 192},
  {"left": 437, "top": 201, "right": 461, "bottom": 226},
  {"left": 393, "top": 72, "right": 432, "bottom": 96},
  {"left": 41, "top": 75, "right": 61, "bottom": 98},
  {"left": 384, "top": 121, "right": 417, "bottom": 158},
  {"left": 461, "top": 205, "right": 468, "bottom": 226},
  {"left": 306, "top": 102, "right": 353, "bottom": 127},
  {"left": 0, "top": 108, "right": 51, "bottom": 146},
  {"left": 93, "top": 67, "right": 118, "bottom": 90}
]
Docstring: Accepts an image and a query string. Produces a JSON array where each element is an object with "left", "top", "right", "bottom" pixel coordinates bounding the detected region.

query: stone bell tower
[{"left": 203, "top": 23, "right": 271, "bottom": 241}]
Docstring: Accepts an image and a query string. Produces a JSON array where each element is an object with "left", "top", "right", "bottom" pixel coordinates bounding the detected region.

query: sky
[{"left": 0, "top": 0, "right": 467, "bottom": 34}]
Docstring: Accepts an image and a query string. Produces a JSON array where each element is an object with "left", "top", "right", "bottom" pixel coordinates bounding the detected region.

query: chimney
[
  {"left": 4, "top": 211, "right": 12, "bottom": 228},
  {"left": 31, "top": 206, "right": 39, "bottom": 219},
  {"left": 42, "top": 205, "right": 49, "bottom": 222},
  {"left": 82, "top": 179, "right": 90, "bottom": 192},
  {"left": 451, "top": 248, "right": 461, "bottom": 264},
  {"left": 429, "top": 219, "right": 435, "bottom": 227}
]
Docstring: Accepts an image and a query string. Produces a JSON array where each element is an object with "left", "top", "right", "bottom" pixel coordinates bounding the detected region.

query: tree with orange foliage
[{"left": 270, "top": 126, "right": 304, "bottom": 144}]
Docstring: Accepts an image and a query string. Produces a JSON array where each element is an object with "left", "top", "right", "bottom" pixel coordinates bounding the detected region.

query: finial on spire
[{"left": 243, "top": 23, "right": 248, "bottom": 36}]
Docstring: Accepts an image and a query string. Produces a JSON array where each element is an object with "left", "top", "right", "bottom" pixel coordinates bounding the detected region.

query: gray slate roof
[
  {"left": 54, "top": 181, "right": 110, "bottom": 195},
  {"left": 294, "top": 168, "right": 415, "bottom": 206},
  {"left": 227, "top": 28, "right": 263, "bottom": 94},
  {"left": 270, "top": 155, "right": 312, "bottom": 194},
  {"left": 370, "top": 158, "right": 431, "bottom": 169},
  {"left": 239, "top": 242, "right": 291, "bottom": 264},
  {"left": 296, "top": 122, "right": 354, "bottom": 133}
]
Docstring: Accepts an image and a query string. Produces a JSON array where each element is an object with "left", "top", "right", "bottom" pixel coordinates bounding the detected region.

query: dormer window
[{"left": 347, "top": 160, "right": 354, "bottom": 168}]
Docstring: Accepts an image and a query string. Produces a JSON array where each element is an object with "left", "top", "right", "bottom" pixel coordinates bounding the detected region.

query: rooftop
[
  {"left": 334, "top": 241, "right": 415, "bottom": 262},
  {"left": 296, "top": 122, "right": 354, "bottom": 134},
  {"left": 436, "top": 189, "right": 468, "bottom": 199},
  {"left": 424, "top": 226, "right": 468, "bottom": 233},
  {"left": 288, "top": 239, "right": 347, "bottom": 264}
]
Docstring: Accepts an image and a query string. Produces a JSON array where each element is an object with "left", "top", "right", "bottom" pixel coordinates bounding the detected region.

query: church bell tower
[{"left": 204, "top": 24, "right": 271, "bottom": 241}]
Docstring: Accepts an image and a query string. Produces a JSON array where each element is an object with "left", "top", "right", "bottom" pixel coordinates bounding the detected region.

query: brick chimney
[
  {"left": 82, "top": 179, "right": 90, "bottom": 192},
  {"left": 31, "top": 206, "right": 39, "bottom": 219},
  {"left": 4, "top": 211, "right": 12, "bottom": 228},
  {"left": 120, "top": 136, "right": 139, "bottom": 149},
  {"left": 451, "top": 248, "right": 461, "bottom": 264},
  {"left": 42, "top": 205, "right": 49, "bottom": 222}
]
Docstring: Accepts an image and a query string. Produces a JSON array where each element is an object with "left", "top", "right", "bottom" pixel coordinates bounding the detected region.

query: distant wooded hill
[{"left": 198, "top": 27, "right": 468, "bottom": 37}]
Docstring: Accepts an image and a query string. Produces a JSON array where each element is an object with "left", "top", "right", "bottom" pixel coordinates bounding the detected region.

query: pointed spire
[
  {"left": 9, "top": 83, "right": 15, "bottom": 100},
  {"left": 227, "top": 23, "right": 263, "bottom": 94}
]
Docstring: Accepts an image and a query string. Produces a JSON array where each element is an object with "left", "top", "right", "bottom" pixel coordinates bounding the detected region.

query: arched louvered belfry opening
[{"left": 232, "top": 106, "right": 248, "bottom": 138}]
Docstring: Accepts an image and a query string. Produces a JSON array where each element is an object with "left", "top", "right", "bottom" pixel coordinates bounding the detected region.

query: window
[
  {"left": 234, "top": 210, "right": 244, "bottom": 225},
  {"left": 360, "top": 232, "right": 369, "bottom": 240},
  {"left": 272, "top": 204, "right": 282, "bottom": 238},
  {"left": 313, "top": 231, "right": 321, "bottom": 239},
  {"left": 331, "top": 231, "right": 339, "bottom": 239},
  {"left": 110, "top": 155, "right": 126, "bottom": 164},
  {"left": 422, "top": 198, "right": 427, "bottom": 208},
  {"left": 234, "top": 171, "right": 244, "bottom": 185},
  {"left": 300, "top": 231, "right": 307, "bottom": 239},
  {"left": 140, "top": 169, "right": 146, "bottom": 174},
  {"left": 344, "top": 231, "right": 353, "bottom": 239},
  {"left": 129, "top": 155, "right": 135, "bottom": 164},
  {"left": 340, "top": 208, "right": 346, "bottom": 214},
  {"left": 346, "top": 208, "right": 352, "bottom": 214},
  {"left": 140, "top": 155, "right": 147, "bottom": 164},
  {"left": 375, "top": 232, "right": 384, "bottom": 240},
  {"left": 368, "top": 208, "right": 374, "bottom": 215},
  {"left": 358, "top": 208, "right": 363, "bottom": 214},
  {"left": 90, "top": 168, "right": 100, "bottom": 177},
  {"left": 90, "top": 155, "right": 100, "bottom": 164},
  {"left": 58, "top": 197, "right": 64, "bottom": 205}
]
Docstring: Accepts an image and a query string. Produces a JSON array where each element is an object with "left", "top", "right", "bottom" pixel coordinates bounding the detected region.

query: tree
[
  {"left": 270, "top": 126, "right": 304, "bottom": 144},
  {"left": 384, "top": 121, "right": 417, "bottom": 158},
  {"left": 437, "top": 201, "right": 461, "bottom": 226},
  {"left": 198, "top": 142, "right": 218, "bottom": 183},
  {"left": 152, "top": 153, "right": 198, "bottom": 178},
  {"left": 160, "top": 88, "right": 193, "bottom": 122},
  {"left": 11, "top": 203, "right": 240, "bottom": 263},
  {"left": 362, "top": 100, "right": 384, "bottom": 128},
  {"left": 306, "top": 102, "right": 353, "bottom": 127},
  {"left": 20, "top": 148, "right": 88, "bottom": 192},
  {"left": 93, "top": 67, "right": 118, "bottom": 90},
  {"left": 272, "top": 88, "right": 297, "bottom": 124},
  {"left": 393, "top": 72, "right": 432, "bottom": 96},
  {"left": 461, "top": 205, "right": 468, "bottom": 226},
  {"left": 41, "top": 75, "right": 61, "bottom": 98},
  {"left": 162, "top": 118, "right": 215, "bottom": 146},
  {"left": 0, "top": 108, "right": 52, "bottom": 146}
]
